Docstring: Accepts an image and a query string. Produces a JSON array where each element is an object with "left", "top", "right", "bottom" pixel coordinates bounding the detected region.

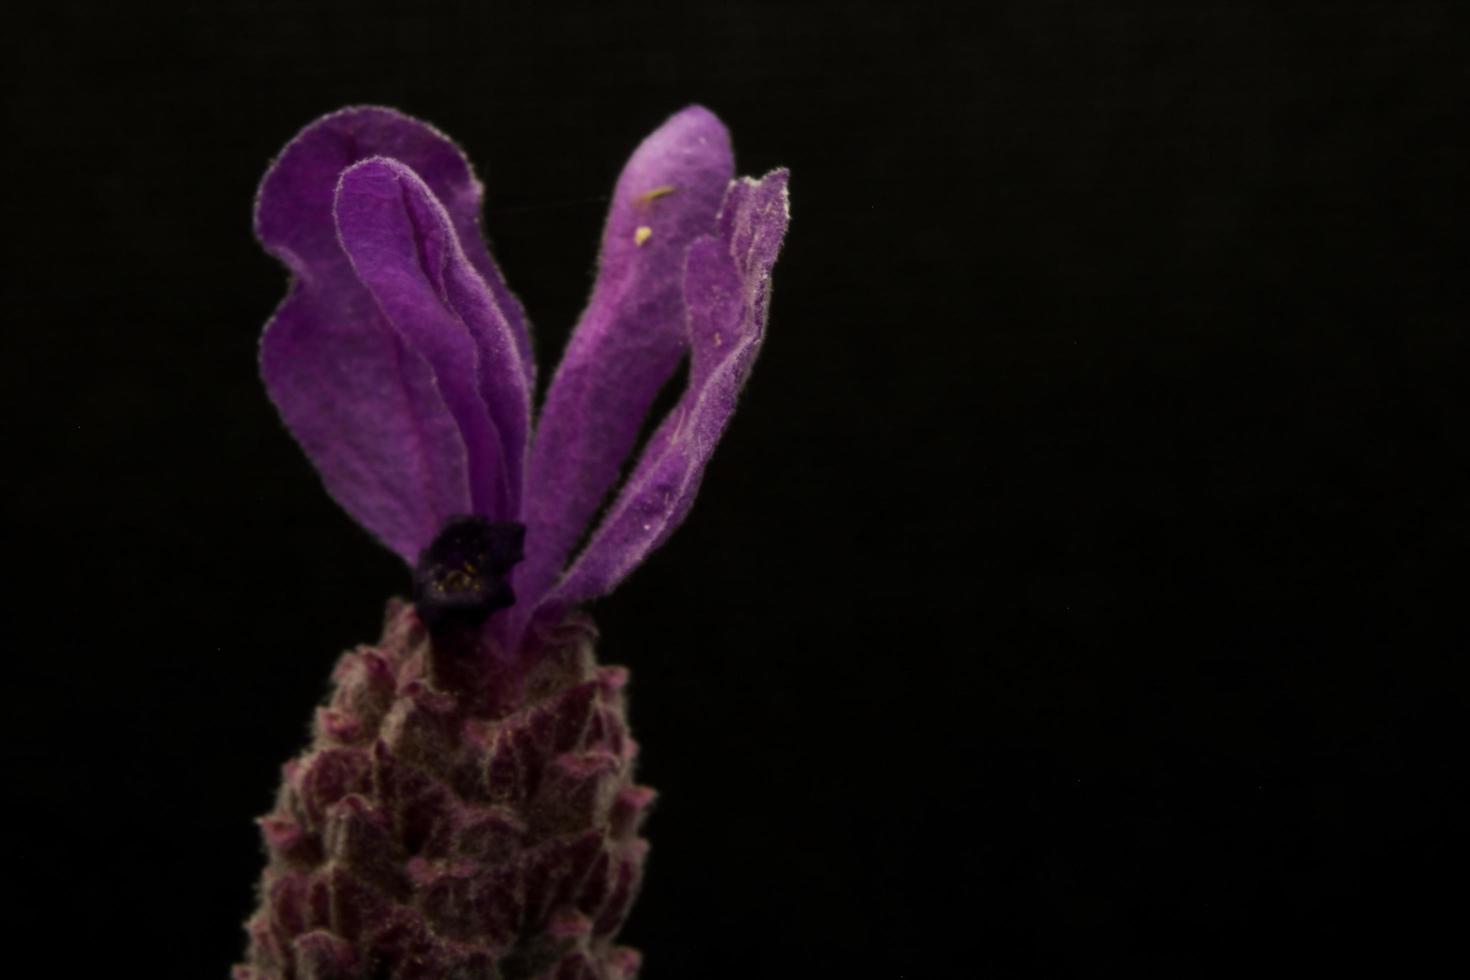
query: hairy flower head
[{"left": 239, "top": 106, "right": 788, "bottom": 980}]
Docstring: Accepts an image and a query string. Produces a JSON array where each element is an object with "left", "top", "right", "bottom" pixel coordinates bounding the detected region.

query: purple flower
[{"left": 237, "top": 106, "right": 788, "bottom": 980}]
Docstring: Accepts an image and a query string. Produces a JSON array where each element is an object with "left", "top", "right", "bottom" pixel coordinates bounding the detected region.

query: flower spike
[{"left": 240, "top": 104, "right": 788, "bottom": 980}]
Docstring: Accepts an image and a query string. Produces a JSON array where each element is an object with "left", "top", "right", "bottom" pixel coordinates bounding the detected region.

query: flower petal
[
  {"left": 260, "top": 284, "right": 472, "bottom": 562},
  {"left": 540, "top": 169, "right": 791, "bottom": 613},
  {"left": 518, "top": 106, "right": 735, "bottom": 607},
  {"left": 334, "top": 157, "right": 532, "bottom": 520},
  {"left": 256, "top": 106, "right": 534, "bottom": 389}
]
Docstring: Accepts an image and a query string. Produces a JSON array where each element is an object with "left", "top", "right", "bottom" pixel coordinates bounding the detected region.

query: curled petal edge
[{"left": 532, "top": 169, "right": 791, "bottom": 623}]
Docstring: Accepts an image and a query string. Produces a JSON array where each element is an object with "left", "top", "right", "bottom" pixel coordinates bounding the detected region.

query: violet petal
[
  {"left": 517, "top": 106, "right": 735, "bottom": 609},
  {"left": 256, "top": 106, "right": 534, "bottom": 388},
  {"left": 542, "top": 169, "right": 790, "bottom": 612},
  {"left": 334, "top": 157, "right": 531, "bottom": 520},
  {"left": 259, "top": 277, "right": 472, "bottom": 562}
]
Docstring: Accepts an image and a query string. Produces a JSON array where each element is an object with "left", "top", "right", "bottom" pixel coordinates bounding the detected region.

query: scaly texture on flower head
[{"left": 236, "top": 105, "right": 788, "bottom": 980}]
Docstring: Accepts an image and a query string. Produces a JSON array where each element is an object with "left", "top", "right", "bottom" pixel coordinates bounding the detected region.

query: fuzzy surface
[
  {"left": 235, "top": 601, "right": 651, "bottom": 980},
  {"left": 254, "top": 105, "right": 789, "bottom": 635}
]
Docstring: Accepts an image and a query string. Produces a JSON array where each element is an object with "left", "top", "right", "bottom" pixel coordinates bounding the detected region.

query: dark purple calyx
[{"left": 413, "top": 516, "right": 525, "bottom": 631}]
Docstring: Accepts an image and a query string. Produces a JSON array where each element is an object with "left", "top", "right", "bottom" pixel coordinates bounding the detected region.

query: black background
[{"left": 5, "top": 1, "right": 1465, "bottom": 976}]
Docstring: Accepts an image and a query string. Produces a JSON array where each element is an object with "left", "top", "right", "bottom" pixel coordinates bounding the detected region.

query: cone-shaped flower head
[{"left": 238, "top": 106, "right": 788, "bottom": 980}]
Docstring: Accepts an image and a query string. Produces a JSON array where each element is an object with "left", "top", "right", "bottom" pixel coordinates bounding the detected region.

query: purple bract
[{"left": 256, "top": 104, "right": 788, "bottom": 650}]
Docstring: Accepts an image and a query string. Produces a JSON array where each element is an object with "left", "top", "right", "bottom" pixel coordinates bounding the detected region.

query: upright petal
[
  {"left": 540, "top": 170, "right": 791, "bottom": 614},
  {"left": 518, "top": 106, "right": 735, "bottom": 609},
  {"left": 258, "top": 113, "right": 498, "bottom": 560},
  {"left": 334, "top": 158, "right": 532, "bottom": 520},
  {"left": 256, "top": 106, "right": 535, "bottom": 389},
  {"left": 260, "top": 287, "right": 472, "bottom": 562}
]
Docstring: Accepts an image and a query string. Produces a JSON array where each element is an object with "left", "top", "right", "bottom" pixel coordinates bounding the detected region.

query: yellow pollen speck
[
  {"left": 442, "top": 568, "right": 475, "bottom": 592},
  {"left": 636, "top": 185, "right": 676, "bottom": 204},
  {"left": 634, "top": 226, "right": 653, "bottom": 246}
]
